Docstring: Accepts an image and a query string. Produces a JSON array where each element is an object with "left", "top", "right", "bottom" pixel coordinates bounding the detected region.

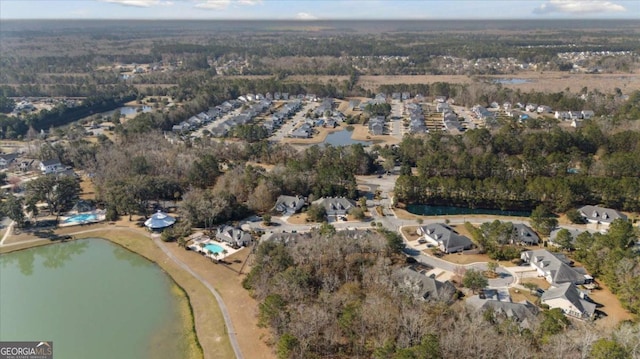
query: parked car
[{"left": 418, "top": 239, "right": 427, "bottom": 244}]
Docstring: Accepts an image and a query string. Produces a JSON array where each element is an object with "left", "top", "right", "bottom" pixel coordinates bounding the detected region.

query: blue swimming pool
[
  {"left": 63, "top": 213, "right": 98, "bottom": 223},
  {"left": 204, "top": 243, "right": 224, "bottom": 254}
]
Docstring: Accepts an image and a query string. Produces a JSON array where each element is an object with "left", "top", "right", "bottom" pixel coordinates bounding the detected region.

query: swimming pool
[
  {"left": 204, "top": 243, "right": 225, "bottom": 254},
  {"left": 63, "top": 213, "right": 98, "bottom": 224}
]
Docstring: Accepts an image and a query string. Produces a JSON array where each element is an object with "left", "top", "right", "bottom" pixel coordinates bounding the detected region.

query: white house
[
  {"left": 541, "top": 282, "right": 596, "bottom": 319},
  {"left": 581, "top": 110, "right": 595, "bottom": 120},
  {"left": 520, "top": 249, "right": 590, "bottom": 285},
  {"left": 39, "top": 159, "right": 63, "bottom": 174},
  {"left": 578, "top": 205, "right": 626, "bottom": 227}
]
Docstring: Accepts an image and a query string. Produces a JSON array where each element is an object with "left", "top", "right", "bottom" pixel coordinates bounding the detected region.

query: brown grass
[
  {"left": 358, "top": 72, "right": 640, "bottom": 94},
  {"left": 286, "top": 213, "right": 310, "bottom": 225},
  {"left": 441, "top": 252, "right": 491, "bottom": 265},
  {"left": 589, "top": 281, "right": 634, "bottom": 329},
  {"left": 520, "top": 277, "right": 552, "bottom": 290},
  {"left": 509, "top": 288, "right": 540, "bottom": 304}
]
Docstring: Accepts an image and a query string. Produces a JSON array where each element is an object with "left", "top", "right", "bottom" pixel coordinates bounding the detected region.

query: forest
[
  {"left": 393, "top": 119, "right": 640, "bottom": 212},
  {"left": 243, "top": 230, "right": 640, "bottom": 359}
]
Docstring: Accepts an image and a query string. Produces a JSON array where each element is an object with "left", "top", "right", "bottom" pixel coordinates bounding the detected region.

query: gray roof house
[
  {"left": 417, "top": 223, "right": 473, "bottom": 254},
  {"left": 216, "top": 226, "right": 252, "bottom": 248},
  {"left": 512, "top": 223, "right": 540, "bottom": 245},
  {"left": 520, "top": 249, "right": 590, "bottom": 285},
  {"left": 274, "top": 195, "right": 306, "bottom": 215},
  {"left": 467, "top": 294, "right": 539, "bottom": 328},
  {"left": 312, "top": 197, "right": 356, "bottom": 217},
  {"left": 0, "top": 153, "right": 19, "bottom": 168},
  {"left": 368, "top": 116, "right": 385, "bottom": 135},
  {"left": 541, "top": 282, "right": 596, "bottom": 319},
  {"left": 392, "top": 267, "right": 456, "bottom": 303},
  {"left": 578, "top": 205, "right": 627, "bottom": 226}
]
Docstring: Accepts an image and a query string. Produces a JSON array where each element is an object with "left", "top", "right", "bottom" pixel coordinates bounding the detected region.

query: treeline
[
  {"left": 393, "top": 124, "right": 640, "bottom": 212},
  {"left": 243, "top": 231, "right": 640, "bottom": 359},
  {"left": 61, "top": 131, "right": 375, "bottom": 222},
  {"left": 568, "top": 219, "right": 640, "bottom": 315}
]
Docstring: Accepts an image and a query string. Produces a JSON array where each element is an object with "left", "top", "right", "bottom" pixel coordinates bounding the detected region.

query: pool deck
[
  {"left": 58, "top": 211, "right": 107, "bottom": 228},
  {"left": 187, "top": 235, "right": 240, "bottom": 261}
]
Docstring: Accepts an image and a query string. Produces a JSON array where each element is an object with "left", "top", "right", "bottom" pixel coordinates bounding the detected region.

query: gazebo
[{"left": 144, "top": 211, "right": 176, "bottom": 231}]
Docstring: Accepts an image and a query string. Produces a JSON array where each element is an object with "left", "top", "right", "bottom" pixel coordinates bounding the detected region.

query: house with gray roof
[
  {"left": 467, "top": 293, "right": 539, "bottom": 328},
  {"left": 512, "top": 223, "right": 540, "bottom": 245},
  {"left": 541, "top": 282, "right": 596, "bottom": 319},
  {"left": 368, "top": 116, "right": 385, "bottom": 135},
  {"left": 0, "top": 153, "right": 19, "bottom": 168},
  {"left": 312, "top": 197, "right": 356, "bottom": 218},
  {"left": 578, "top": 205, "right": 626, "bottom": 226},
  {"left": 274, "top": 195, "right": 306, "bottom": 215},
  {"left": 520, "top": 249, "right": 590, "bottom": 285},
  {"left": 39, "top": 158, "right": 63, "bottom": 174},
  {"left": 216, "top": 226, "right": 252, "bottom": 248},
  {"left": 417, "top": 223, "right": 473, "bottom": 253},
  {"left": 392, "top": 267, "right": 456, "bottom": 303}
]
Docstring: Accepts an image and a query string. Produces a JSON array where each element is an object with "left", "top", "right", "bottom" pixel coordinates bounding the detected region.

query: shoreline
[{"left": 0, "top": 225, "right": 235, "bottom": 359}]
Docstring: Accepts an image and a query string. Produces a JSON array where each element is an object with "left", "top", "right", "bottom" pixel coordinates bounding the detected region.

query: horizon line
[{"left": 1, "top": 18, "right": 639, "bottom": 21}]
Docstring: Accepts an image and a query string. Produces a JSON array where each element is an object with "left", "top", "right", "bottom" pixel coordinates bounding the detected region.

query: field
[{"left": 358, "top": 71, "right": 640, "bottom": 93}]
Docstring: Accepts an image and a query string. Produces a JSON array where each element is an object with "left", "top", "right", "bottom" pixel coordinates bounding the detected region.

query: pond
[
  {"left": 323, "top": 130, "right": 372, "bottom": 147},
  {"left": 407, "top": 204, "right": 531, "bottom": 217},
  {"left": 0, "top": 238, "right": 187, "bottom": 359},
  {"left": 97, "top": 106, "right": 153, "bottom": 119},
  {"left": 493, "top": 78, "right": 532, "bottom": 85}
]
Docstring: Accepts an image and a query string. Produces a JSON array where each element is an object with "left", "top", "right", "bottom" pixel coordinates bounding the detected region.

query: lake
[
  {"left": 323, "top": 130, "right": 372, "bottom": 146},
  {"left": 407, "top": 204, "right": 531, "bottom": 217},
  {"left": 0, "top": 238, "right": 187, "bottom": 359}
]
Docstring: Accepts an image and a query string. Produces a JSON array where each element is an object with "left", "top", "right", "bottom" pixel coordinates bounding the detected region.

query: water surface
[{"left": 0, "top": 238, "right": 186, "bottom": 359}]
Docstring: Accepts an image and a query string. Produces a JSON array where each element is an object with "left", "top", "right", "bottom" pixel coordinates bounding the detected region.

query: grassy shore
[{"left": 1, "top": 226, "right": 235, "bottom": 359}]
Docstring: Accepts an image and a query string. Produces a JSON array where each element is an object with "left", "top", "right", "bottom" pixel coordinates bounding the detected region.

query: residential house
[
  {"left": 274, "top": 195, "right": 306, "bottom": 215},
  {"left": 312, "top": 197, "right": 356, "bottom": 218},
  {"left": 581, "top": 110, "right": 595, "bottom": 120},
  {"left": 39, "top": 159, "right": 63, "bottom": 174},
  {"left": 525, "top": 103, "right": 538, "bottom": 112},
  {"left": 541, "top": 282, "right": 596, "bottom": 319},
  {"left": 537, "top": 105, "right": 552, "bottom": 114},
  {"left": 216, "top": 226, "right": 252, "bottom": 247},
  {"left": 368, "top": 116, "right": 385, "bottom": 135},
  {"left": 290, "top": 123, "right": 313, "bottom": 138},
  {"left": 520, "top": 249, "right": 590, "bottom": 285},
  {"left": 503, "top": 102, "right": 512, "bottom": 110},
  {"left": 0, "top": 153, "right": 19, "bottom": 168},
  {"left": 555, "top": 111, "right": 570, "bottom": 120},
  {"left": 434, "top": 96, "right": 447, "bottom": 103},
  {"left": 569, "top": 111, "right": 582, "bottom": 120},
  {"left": 392, "top": 267, "right": 456, "bottom": 303},
  {"left": 417, "top": 223, "right": 474, "bottom": 253},
  {"left": 549, "top": 228, "right": 596, "bottom": 247},
  {"left": 443, "top": 112, "right": 462, "bottom": 131},
  {"left": 511, "top": 223, "right": 540, "bottom": 245},
  {"left": 578, "top": 205, "right": 627, "bottom": 226},
  {"left": 436, "top": 102, "right": 450, "bottom": 113},
  {"left": 467, "top": 292, "right": 539, "bottom": 328},
  {"left": 349, "top": 99, "right": 361, "bottom": 111}
]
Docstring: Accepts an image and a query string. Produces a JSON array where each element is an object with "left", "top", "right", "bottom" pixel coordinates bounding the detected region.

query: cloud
[
  {"left": 236, "top": 0, "right": 262, "bottom": 5},
  {"left": 194, "top": 0, "right": 231, "bottom": 9},
  {"left": 194, "top": 0, "right": 261, "bottom": 9},
  {"left": 533, "top": 0, "right": 626, "bottom": 14},
  {"left": 295, "top": 12, "right": 318, "bottom": 20},
  {"left": 102, "top": 0, "right": 172, "bottom": 7}
]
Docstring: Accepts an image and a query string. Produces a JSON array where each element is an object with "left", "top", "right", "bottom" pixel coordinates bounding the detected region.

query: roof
[
  {"left": 275, "top": 195, "right": 305, "bottom": 214},
  {"left": 513, "top": 223, "right": 539, "bottom": 245},
  {"left": 419, "top": 223, "right": 473, "bottom": 252},
  {"left": 41, "top": 158, "right": 61, "bottom": 166},
  {"left": 578, "top": 205, "right": 626, "bottom": 224},
  {"left": 392, "top": 267, "right": 456, "bottom": 302},
  {"left": 312, "top": 197, "right": 356, "bottom": 215},
  {"left": 541, "top": 282, "right": 596, "bottom": 318},
  {"left": 468, "top": 297, "right": 539, "bottom": 327},
  {"left": 144, "top": 211, "right": 176, "bottom": 229},
  {"left": 522, "top": 249, "right": 588, "bottom": 285}
]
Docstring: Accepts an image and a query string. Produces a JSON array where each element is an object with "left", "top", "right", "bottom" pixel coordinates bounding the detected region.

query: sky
[{"left": 0, "top": 0, "right": 638, "bottom": 20}]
